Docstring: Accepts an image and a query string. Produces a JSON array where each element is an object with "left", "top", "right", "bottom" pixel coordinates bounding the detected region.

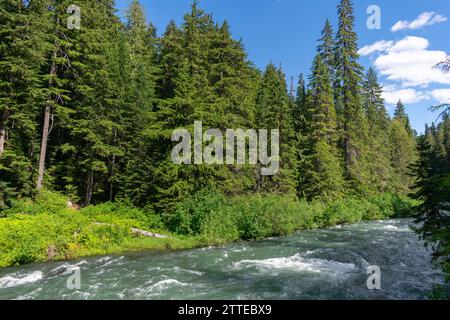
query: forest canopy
[{"left": 0, "top": 0, "right": 418, "bottom": 213}]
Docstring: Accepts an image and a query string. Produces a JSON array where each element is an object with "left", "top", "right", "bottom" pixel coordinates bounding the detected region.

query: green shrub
[
  {"left": 81, "top": 201, "right": 164, "bottom": 231},
  {"left": 168, "top": 189, "right": 239, "bottom": 241},
  {"left": 3, "top": 190, "right": 68, "bottom": 216}
]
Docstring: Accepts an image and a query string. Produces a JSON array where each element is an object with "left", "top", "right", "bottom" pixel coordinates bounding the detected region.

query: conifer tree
[
  {"left": 363, "top": 68, "right": 393, "bottom": 192},
  {"left": 334, "top": 0, "right": 370, "bottom": 194},
  {"left": 300, "top": 55, "right": 344, "bottom": 200},
  {"left": 293, "top": 74, "right": 307, "bottom": 134},
  {"left": 394, "top": 100, "right": 412, "bottom": 135},
  {"left": 390, "top": 119, "right": 417, "bottom": 194},
  {"left": 0, "top": 0, "right": 49, "bottom": 204},
  {"left": 317, "top": 19, "right": 335, "bottom": 83},
  {"left": 256, "top": 64, "right": 297, "bottom": 195}
]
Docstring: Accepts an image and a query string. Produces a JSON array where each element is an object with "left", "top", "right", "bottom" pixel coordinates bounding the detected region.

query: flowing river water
[{"left": 0, "top": 219, "right": 445, "bottom": 300}]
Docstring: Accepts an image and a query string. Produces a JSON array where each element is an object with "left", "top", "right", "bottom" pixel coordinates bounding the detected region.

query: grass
[{"left": 0, "top": 190, "right": 418, "bottom": 268}]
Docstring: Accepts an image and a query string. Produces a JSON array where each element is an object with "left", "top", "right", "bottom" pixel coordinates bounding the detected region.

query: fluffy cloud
[
  {"left": 360, "top": 36, "right": 450, "bottom": 87},
  {"left": 382, "top": 86, "right": 430, "bottom": 105},
  {"left": 391, "top": 12, "right": 447, "bottom": 32},
  {"left": 358, "top": 40, "right": 393, "bottom": 56},
  {"left": 431, "top": 89, "right": 450, "bottom": 104}
]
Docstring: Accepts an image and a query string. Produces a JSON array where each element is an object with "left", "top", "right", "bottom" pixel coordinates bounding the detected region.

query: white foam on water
[
  {"left": 173, "top": 267, "right": 203, "bottom": 276},
  {"left": 147, "top": 279, "right": 188, "bottom": 293},
  {"left": 15, "top": 288, "right": 43, "bottom": 300},
  {"left": 75, "top": 260, "right": 88, "bottom": 266},
  {"left": 232, "top": 254, "right": 355, "bottom": 276},
  {"left": 382, "top": 225, "right": 410, "bottom": 232},
  {"left": 0, "top": 271, "right": 43, "bottom": 289},
  {"left": 230, "top": 246, "right": 248, "bottom": 253},
  {"left": 98, "top": 256, "right": 125, "bottom": 268}
]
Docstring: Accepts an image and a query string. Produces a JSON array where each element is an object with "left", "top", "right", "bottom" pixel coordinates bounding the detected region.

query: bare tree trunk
[
  {"left": 84, "top": 170, "right": 94, "bottom": 207},
  {"left": 109, "top": 128, "right": 117, "bottom": 201},
  {"left": 109, "top": 155, "right": 115, "bottom": 201},
  {"left": 36, "top": 105, "right": 51, "bottom": 190},
  {"left": 37, "top": 50, "right": 57, "bottom": 190},
  {"left": 0, "top": 125, "right": 5, "bottom": 157}
]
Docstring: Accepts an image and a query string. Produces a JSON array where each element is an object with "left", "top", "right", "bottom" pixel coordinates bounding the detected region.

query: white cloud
[
  {"left": 391, "top": 12, "right": 447, "bottom": 32},
  {"left": 358, "top": 40, "right": 393, "bottom": 56},
  {"left": 390, "top": 36, "right": 428, "bottom": 52},
  {"left": 382, "top": 86, "right": 430, "bottom": 105},
  {"left": 361, "top": 36, "right": 450, "bottom": 87},
  {"left": 431, "top": 89, "right": 450, "bottom": 104}
]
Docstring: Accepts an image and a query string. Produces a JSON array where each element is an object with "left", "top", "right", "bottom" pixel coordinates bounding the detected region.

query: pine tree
[
  {"left": 317, "top": 19, "right": 335, "bottom": 83},
  {"left": 0, "top": 0, "right": 49, "bottom": 204},
  {"left": 394, "top": 100, "right": 412, "bottom": 134},
  {"left": 293, "top": 74, "right": 307, "bottom": 134},
  {"left": 442, "top": 114, "right": 450, "bottom": 167},
  {"left": 334, "top": 0, "right": 370, "bottom": 194},
  {"left": 256, "top": 64, "right": 297, "bottom": 195},
  {"left": 300, "top": 55, "right": 345, "bottom": 200},
  {"left": 390, "top": 119, "right": 417, "bottom": 194},
  {"left": 149, "top": 2, "right": 260, "bottom": 212},
  {"left": 363, "top": 68, "right": 393, "bottom": 192},
  {"left": 38, "top": 0, "right": 123, "bottom": 205}
]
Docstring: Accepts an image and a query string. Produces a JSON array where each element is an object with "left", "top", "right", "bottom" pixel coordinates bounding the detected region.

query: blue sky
[{"left": 115, "top": 0, "right": 450, "bottom": 133}]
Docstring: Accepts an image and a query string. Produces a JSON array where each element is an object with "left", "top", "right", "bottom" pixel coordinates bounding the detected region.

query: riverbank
[
  {"left": 1, "top": 219, "right": 442, "bottom": 300},
  {"left": 0, "top": 190, "right": 417, "bottom": 268}
]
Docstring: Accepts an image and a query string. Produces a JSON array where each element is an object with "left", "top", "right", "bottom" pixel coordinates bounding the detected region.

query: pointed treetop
[
  {"left": 394, "top": 100, "right": 407, "bottom": 118},
  {"left": 126, "top": 0, "right": 146, "bottom": 30}
]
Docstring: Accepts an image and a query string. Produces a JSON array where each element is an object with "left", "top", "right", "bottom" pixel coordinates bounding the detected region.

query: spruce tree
[
  {"left": 0, "top": 0, "right": 49, "bottom": 204},
  {"left": 390, "top": 119, "right": 417, "bottom": 194},
  {"left": 300, "top": 55, "right": 345, "bottom": 200},
  {"left": 363, "top": 68, "right": 393, "bottom": 192},
  {"left": 334, "top": 0, "right": 371, "bottom": 194},
  {"left": 317, "top": 19, "right": 335, "bottom": 83},
  {"left": 256, "top": 64, "right": 297, "bottom": 195},
  {"left": 394, "top": 100, "right": 412, "bottom": 135}
]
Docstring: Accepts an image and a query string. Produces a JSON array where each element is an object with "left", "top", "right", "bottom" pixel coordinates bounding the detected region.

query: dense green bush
[
  {"left": 3, "top": 190, "right": 69, "bottom": 216},
  {"left": 169, "top": 190, "right": 416, "bottom": 241},
  {"left": 167, "top": 190, "right": 239, "bottom": 242},
  {"left": 80, "top": 201, "right": 164, "bottom": 231}
]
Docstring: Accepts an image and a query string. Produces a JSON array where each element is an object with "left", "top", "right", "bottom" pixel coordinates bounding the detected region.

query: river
[{"left": 0, "top": 219, "right": 444, "bottom": 300}]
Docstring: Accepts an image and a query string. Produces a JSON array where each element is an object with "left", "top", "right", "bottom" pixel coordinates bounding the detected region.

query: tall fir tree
[
  {"left": 394, "top": 100, "right": 413, "bottom": 135},
  {"left": 362, "top": 68, "right": 393, "bottom": 192},
  {"left": 317, "top": 19, "right": 335, "bottom": 84},
  {"left": 300, "top": 54, "right": 345, "bottom": 200},
  {"left": 333, "top": 0, "right": 371, "bottom": 194},
  {"left": 0, "top": 0, "right": 50, "bottom": 205},
  {"left": 256, "top": 64, "right": 297, "bottom": 195}
]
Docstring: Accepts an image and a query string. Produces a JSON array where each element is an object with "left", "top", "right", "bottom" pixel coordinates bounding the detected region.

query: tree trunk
[
  {"left": 37, "top": 50, "right": 57, "bottom": 190},
  {"left": 84, "top": 170, "right": 94, "bottom": 207},
  {"left": 36, "top": 105, "right": 51, "bottom": 190},
  {"left": 0, "top": 125, "right": 5, "bottom": 157},
  {"left": 109, "top": 154, "right": 115, "bottom": 201}
]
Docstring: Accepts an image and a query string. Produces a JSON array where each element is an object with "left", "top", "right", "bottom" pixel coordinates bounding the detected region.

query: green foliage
[
  {"left": 169, "top": 190, "right": 414, "bottom": 241},
  {"left": 256, "top": 64, "right": 298, "bottom": 195},
  {"left": 411, "top": 111, "right": 450, "bottom": 290},
  {"left": 3, "top": 190, "right": 68, "bottom": 216},
  {"left": 0, "top": 0, "right": 418, "bottom": 213},
  {"left": 299, "top": 53, "right": 345, "bottom": 200},
  {"left": 0, "top": 190, "right": 168, "bottom": 267}
]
